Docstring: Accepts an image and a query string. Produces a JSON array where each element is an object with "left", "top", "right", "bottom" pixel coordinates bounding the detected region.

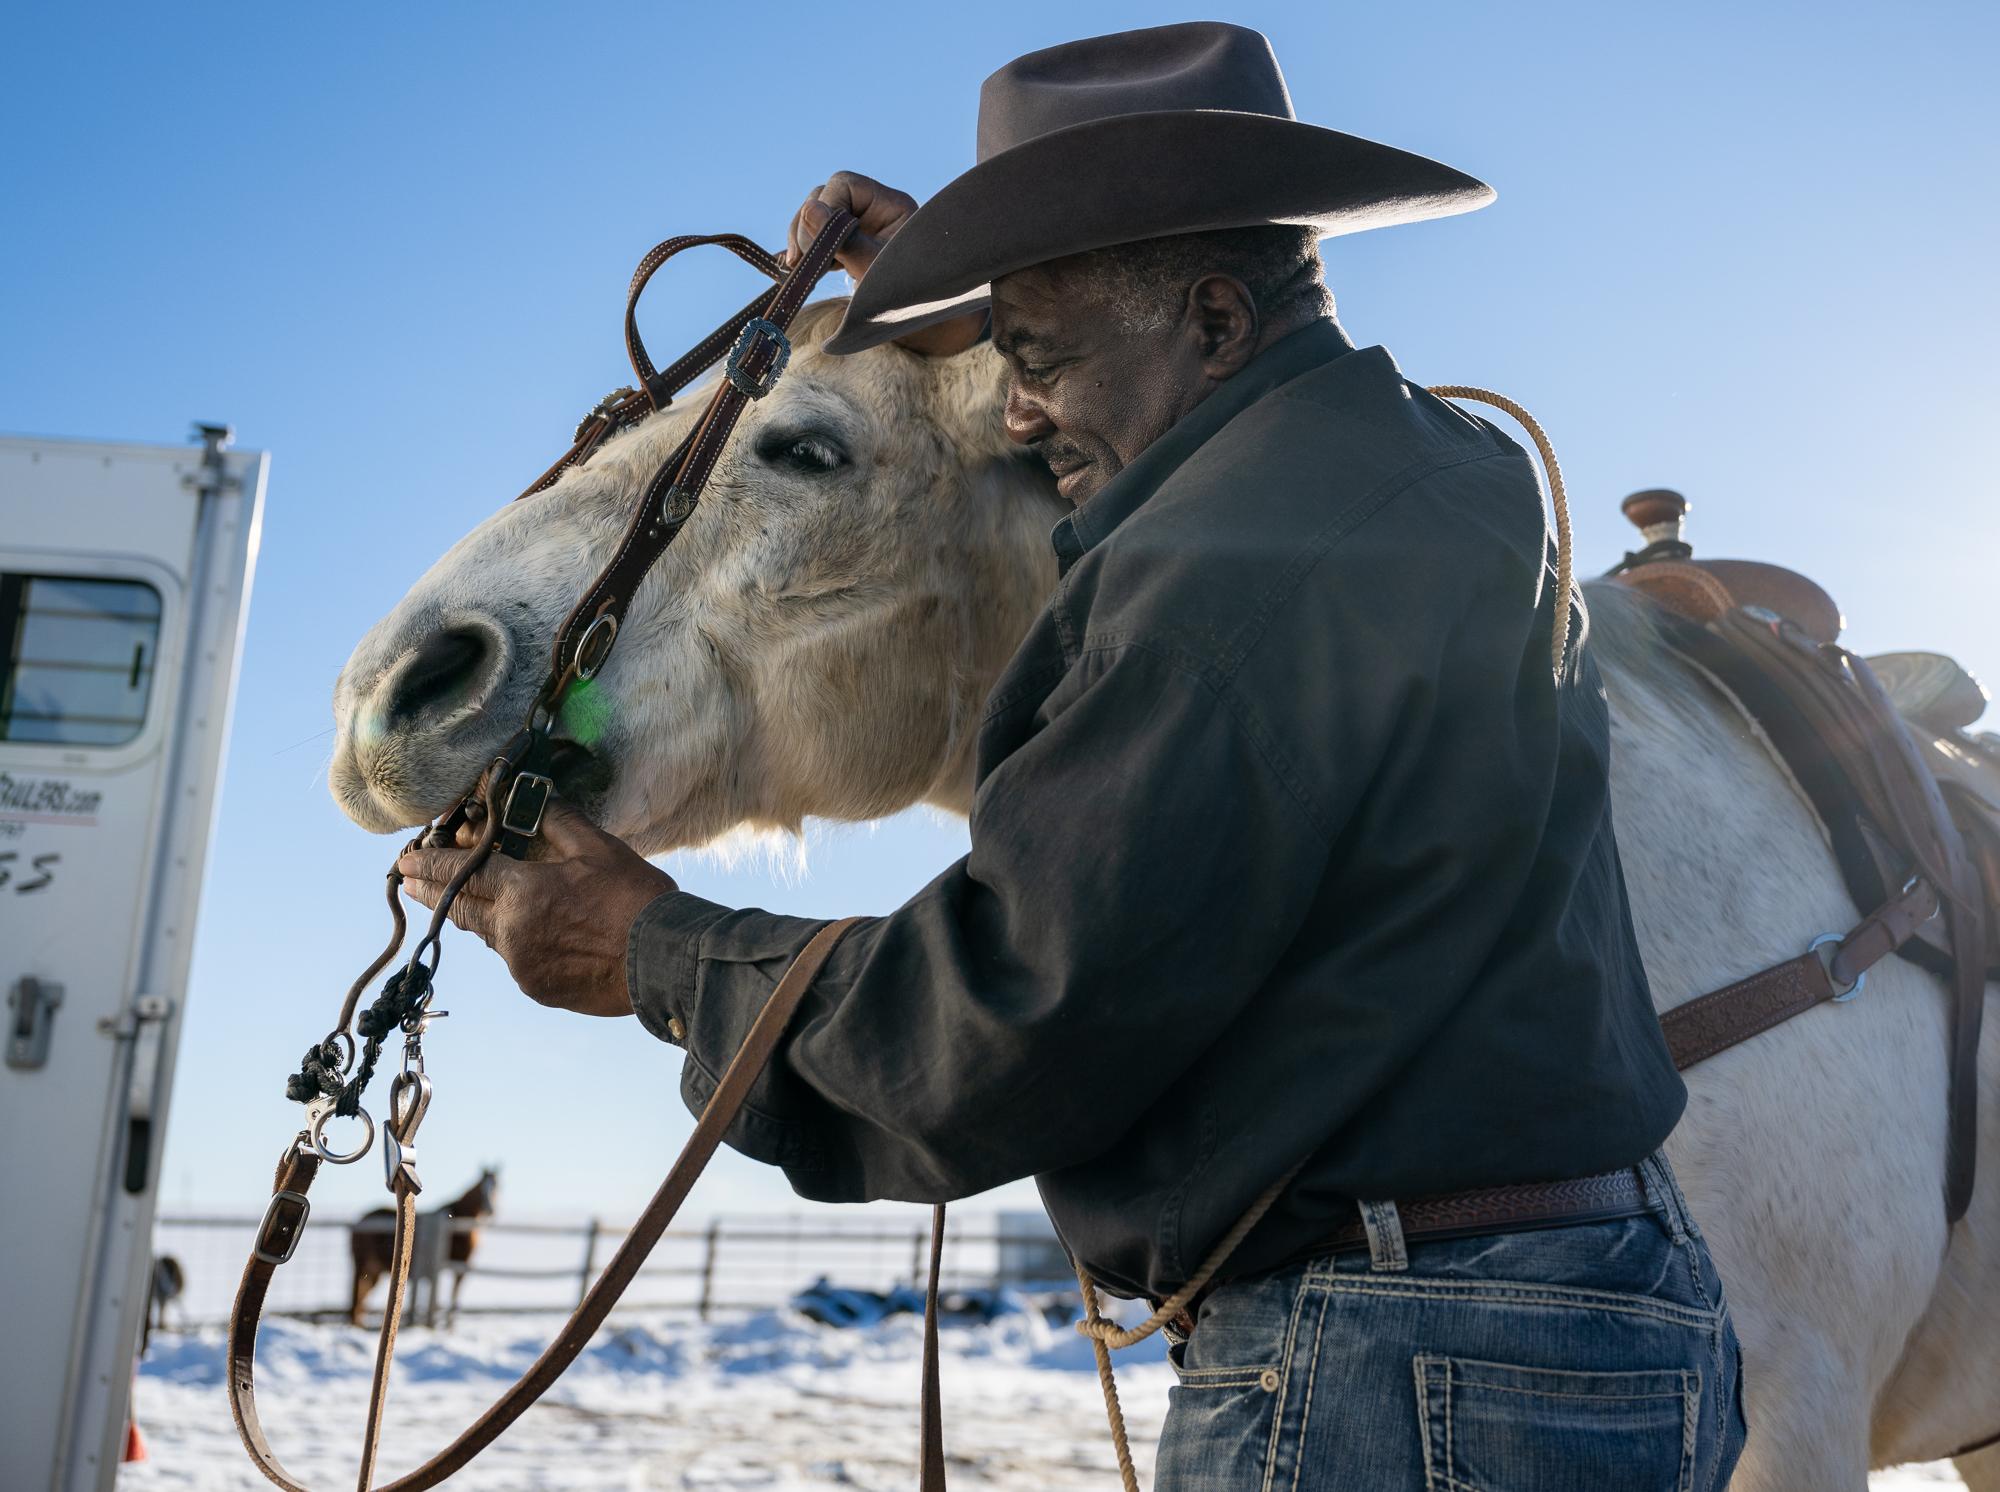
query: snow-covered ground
[{"left": 124, "top": 1311, "right": 1966, "bottom": 1490}]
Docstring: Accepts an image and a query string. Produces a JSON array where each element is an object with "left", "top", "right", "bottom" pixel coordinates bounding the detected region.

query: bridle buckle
[
  {"left": 254, "top": 1189, "right": 312, "bottom": 1265},
  {"left": 500, "top": 771, "right": 554, "bottom": 839},
  {"left": 725, "top": 318, "right": 791, "bottom": 399}
]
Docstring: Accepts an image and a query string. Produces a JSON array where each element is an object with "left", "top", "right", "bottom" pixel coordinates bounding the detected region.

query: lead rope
[
  {"left": 1427, "top": 386, "right": 1575, "bottom": 680},
  {"left": 1073, "top": 1161, "right": 1303, "bottom": 1492}
]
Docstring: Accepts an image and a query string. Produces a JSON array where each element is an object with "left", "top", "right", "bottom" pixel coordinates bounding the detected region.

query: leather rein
[{"left": 228, "top": 210, "right": 863, "bottom": 1492}]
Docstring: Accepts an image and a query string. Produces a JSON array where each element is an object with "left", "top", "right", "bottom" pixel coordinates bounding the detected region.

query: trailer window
[{"left": 0, "top": 574, "right": 165, "bottom": 746}]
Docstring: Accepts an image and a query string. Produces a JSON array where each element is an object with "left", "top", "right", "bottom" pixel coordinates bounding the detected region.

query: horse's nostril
[{"left": 383, "top": 626, "right": 497, "bottom": 727}]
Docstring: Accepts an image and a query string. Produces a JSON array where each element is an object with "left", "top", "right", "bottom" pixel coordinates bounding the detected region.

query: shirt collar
[{"left": 1050, "top": 318, "right": 1355, "bottom": 575}]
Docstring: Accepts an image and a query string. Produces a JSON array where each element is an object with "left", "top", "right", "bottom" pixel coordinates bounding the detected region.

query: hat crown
[{"left": 977, "top": 22, "right": 1294, "bottom": 162}]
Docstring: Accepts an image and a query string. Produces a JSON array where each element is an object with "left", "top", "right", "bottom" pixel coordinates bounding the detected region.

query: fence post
[
  {"left": 911, "top": 1225, "right": 927, "bottom": 1289},
  {"left": 408, "top": 1214, "right": 450, "bottom": 1328},
  {"left": 697, "top": 1220, "right": 721, "bottom": 1321},
  {"left": 576, "top": 1217, "right": 601, "bottom": 1309}
]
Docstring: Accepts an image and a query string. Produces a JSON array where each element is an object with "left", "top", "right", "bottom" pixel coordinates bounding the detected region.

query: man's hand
[
  {"left": 785, "top": 169, "right": 918, "bottom": 279},
  {"left": 786, "top": 170, "right": 988, "bottom": 356},
  {"left": 397, "top": 800, "right": 676, "bottom": 1018}
]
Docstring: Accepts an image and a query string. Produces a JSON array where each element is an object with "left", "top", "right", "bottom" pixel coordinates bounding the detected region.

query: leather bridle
[{"left": 229, "top": 209, "right": 867, "bottom": 1492}]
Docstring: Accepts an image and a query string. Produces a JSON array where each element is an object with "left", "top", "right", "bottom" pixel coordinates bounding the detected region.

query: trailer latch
[{"left": 6, "top": 976, "right": 64, "bottom": 1070}]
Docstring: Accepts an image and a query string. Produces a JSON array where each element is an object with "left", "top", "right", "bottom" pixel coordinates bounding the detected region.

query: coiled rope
[
  {"left": 1074, "top": 1161, "right": 1302, "bottom": 1492},
  {"left": 1428, "top": 386, "right": 1575, "bottom": 679},
  {"left": 1070, "top": 387, "right": 1572, "bottom": 1491}
]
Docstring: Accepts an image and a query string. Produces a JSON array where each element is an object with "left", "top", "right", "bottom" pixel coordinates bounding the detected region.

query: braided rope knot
[
  {"left": 283, "top": 1040, "right": 346, "bottom": 1105},
  {"left": 359, "top": 964, "right": 431, "bottom": 1040},
  {"left": 283, "top": 963, "right": 436, "bottom": 1118}
]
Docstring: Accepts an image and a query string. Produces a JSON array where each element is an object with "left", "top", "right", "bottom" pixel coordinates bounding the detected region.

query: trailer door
[{"left": 0, "top": 430, "right": 264, "bottom": 1492}]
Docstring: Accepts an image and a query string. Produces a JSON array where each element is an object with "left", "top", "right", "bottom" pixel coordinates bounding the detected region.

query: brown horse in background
[{"left": 348, "top": 1166, "right": 499, "bottom": 1327}]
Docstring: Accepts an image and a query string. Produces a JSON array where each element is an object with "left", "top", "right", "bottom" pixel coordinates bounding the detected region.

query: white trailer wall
[{"left": 0, "top": 430, "right": 264, "bottom": 1491}]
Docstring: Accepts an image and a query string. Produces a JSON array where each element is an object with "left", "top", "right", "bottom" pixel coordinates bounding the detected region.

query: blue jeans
[{"left": 1155, "top": 1153, "right": 1747, "bottom": 1491}]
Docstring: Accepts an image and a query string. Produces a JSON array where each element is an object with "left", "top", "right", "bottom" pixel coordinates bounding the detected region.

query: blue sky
[{"left": 3, "top": 1, "right": 1994, "bottom": 1224}]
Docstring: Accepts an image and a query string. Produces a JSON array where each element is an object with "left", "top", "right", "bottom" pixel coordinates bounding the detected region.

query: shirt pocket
[{"left": 1414, "top": 1355, "right": 1698, "bottom": 1492}]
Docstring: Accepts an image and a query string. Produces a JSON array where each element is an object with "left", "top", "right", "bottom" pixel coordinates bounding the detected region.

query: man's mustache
[{"left": 1031, "top": 438, "right": 1090, "bottom": 472}]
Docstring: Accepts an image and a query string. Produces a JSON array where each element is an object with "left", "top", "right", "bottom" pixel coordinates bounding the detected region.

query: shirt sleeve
[{"left": 627, "top": 641, "right": 1331, "bottom": 1203}]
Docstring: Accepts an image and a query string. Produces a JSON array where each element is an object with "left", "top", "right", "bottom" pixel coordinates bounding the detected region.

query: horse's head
[{"left": 331, "top": 300, "right": 1062, "bottom": 853}]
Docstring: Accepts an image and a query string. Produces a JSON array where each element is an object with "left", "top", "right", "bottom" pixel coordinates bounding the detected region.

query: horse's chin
[
  {"left": 329, "top": 727, "right": 619, "bottom": 838},
  {"left": 546, "top": 736, "right": 615, "bottom": 821}
]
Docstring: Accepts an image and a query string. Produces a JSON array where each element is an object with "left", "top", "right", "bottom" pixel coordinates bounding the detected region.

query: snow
[{"left": 122, "top": 1312, "right": 1966, "bottom": 1490}]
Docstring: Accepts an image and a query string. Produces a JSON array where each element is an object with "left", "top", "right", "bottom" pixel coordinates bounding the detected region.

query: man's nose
[{"left": 1002, "top": 380, "right": 1053, "bottom": 447}]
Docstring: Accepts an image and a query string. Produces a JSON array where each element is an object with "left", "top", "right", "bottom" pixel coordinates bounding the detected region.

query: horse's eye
[{"left": 759, "top": 431, "right": 848, "bottom": 474}]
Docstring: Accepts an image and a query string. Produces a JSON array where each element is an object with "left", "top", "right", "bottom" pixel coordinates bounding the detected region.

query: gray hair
[{"left": 1065, "top": 225, "right": 1332, "bottom": 334}]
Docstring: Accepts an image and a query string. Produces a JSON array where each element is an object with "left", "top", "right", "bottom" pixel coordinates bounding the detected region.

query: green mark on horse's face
[{"left": 559, "top": 676, "right": 613, "bottom": 748}]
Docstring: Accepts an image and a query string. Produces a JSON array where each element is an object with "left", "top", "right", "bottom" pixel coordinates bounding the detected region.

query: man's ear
[{"left": 1186, "top": 273, "right": 1260, "bottom": 379}]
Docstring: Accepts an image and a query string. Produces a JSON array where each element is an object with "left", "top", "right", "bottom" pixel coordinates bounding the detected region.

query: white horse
[{"left": 330, "top": 299, "right": 2000, "bottom": 1490}]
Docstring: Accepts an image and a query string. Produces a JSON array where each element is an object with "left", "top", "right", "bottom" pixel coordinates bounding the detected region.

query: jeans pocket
[
  {"left": 1156, "top": 1365, "right": 1284, "bottom": 1492},
  {"left": 1414, "top": 1356, "right": 1699, "bottom": 1492}
]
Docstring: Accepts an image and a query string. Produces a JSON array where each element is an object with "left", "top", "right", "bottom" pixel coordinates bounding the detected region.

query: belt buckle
[{"left": 725, "top": 318, "right": 791, "bottom": 400}]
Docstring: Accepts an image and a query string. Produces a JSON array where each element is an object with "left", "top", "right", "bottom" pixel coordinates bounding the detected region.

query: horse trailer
[{"left": 1, "top": 427, "right": 265, "bottom": 1491}]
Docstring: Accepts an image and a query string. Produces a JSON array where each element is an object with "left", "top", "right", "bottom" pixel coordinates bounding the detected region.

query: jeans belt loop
[
  {"left": 1357, "top": 1198, "right": 1409, "bottom": 1273},
  {"left": 1637, "top": 1150, "right": 1690, "bottom": 1245}
]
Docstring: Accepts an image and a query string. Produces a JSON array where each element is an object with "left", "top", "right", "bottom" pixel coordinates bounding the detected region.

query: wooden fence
[{"left": 149, "top": 1211, "right": 1069, "bottom": 1330}]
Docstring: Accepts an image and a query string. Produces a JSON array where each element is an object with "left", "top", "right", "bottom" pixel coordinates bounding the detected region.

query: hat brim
[{"left": 824, "top": 110, "right": 1494, "bottom": 355}]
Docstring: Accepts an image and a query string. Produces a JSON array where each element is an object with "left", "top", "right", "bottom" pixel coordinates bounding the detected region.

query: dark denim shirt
[{"left": 628, "top": 320, "right": 1685, "bottom": 1300}]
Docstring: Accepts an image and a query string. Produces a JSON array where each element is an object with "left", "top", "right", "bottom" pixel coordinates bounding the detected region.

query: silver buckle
[
  {"left": 501, "top": 771, "right": 554, "bottom": 838},
  {"left": 254, "top": 1189, "right": 312, "bottom": 1265},
  {"left": 725, "top": 318, "right": 791, "bottom": 399}
]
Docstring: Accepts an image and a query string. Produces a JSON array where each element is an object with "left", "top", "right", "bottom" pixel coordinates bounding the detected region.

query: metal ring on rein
[
  {"left": 309, "top": 1101, "right": 377, "bottom": 1164},
  {"left": 1808, "top": 933, "right": 1867, "bottom": 1002}
]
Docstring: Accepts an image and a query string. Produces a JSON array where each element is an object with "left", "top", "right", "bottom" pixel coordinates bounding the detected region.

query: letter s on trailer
[{"left": 0, "top": 427, "right": 265, "bottom": 1492}]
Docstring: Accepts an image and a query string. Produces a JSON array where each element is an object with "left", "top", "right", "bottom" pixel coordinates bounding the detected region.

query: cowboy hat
[{"left": 824, "top": 21, "right": 1494, "bottom": 355}]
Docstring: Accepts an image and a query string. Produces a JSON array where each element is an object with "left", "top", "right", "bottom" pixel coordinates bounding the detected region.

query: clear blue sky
[{"left": 3, "top": 2, "right": 1993, "bottom": 1224}]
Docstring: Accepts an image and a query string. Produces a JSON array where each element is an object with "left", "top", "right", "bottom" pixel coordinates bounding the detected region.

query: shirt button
[{"left": 667, "top": 1016, "right": 687, "bottom": 1043}]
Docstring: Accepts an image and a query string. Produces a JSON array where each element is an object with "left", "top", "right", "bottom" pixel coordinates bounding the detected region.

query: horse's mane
[{"left": 1581, "top": 580, "right": 1723, "bottom": 728}]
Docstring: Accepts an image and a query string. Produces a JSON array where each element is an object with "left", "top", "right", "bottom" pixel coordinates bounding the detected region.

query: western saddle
[{"left": 1609, "top": 488, "right": 1999, "bottom": 1223}]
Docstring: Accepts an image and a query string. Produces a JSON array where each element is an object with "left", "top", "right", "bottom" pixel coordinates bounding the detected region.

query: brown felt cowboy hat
[{"left": 824, "top": 21, "right": 1494, "bottom": 355}]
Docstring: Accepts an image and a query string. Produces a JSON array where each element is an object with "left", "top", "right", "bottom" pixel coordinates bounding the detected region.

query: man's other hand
[
  {"left": 786, "top": 170, "right": 918, "bottom": 278},
  {"left": 786, "top": 170, "right": 988, "bottom": 356},
  {"left": 398, "top": 800, "right": 675, "bottom": 1018}
]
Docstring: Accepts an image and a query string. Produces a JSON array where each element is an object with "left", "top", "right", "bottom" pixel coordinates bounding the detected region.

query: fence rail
[{"left": 149, "top": 1210, "right": 1069, "bottom": 1332}]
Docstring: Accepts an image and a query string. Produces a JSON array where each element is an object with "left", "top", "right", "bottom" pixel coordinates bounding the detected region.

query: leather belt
[
  {"left": 1166, "top": 1163, "right": 1653, "bottom": 1335},
  {"left": 1319, "top": 1164, "right": 1652, "bottom": 1255}
]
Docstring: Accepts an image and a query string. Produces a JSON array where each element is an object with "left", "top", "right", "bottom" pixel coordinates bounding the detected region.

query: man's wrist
[{"left": 625, "top": 889, "right": 734, "bottom": 1043}]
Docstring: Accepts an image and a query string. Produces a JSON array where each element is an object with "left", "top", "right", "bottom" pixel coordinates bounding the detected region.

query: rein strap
[{"left": 229, "top": 918, "right": 863, "bottom": 1492}]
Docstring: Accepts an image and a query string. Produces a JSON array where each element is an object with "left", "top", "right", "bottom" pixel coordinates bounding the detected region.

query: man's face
[{"left": 988, "top": 260, "right": 1212, "bottom": 505}]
